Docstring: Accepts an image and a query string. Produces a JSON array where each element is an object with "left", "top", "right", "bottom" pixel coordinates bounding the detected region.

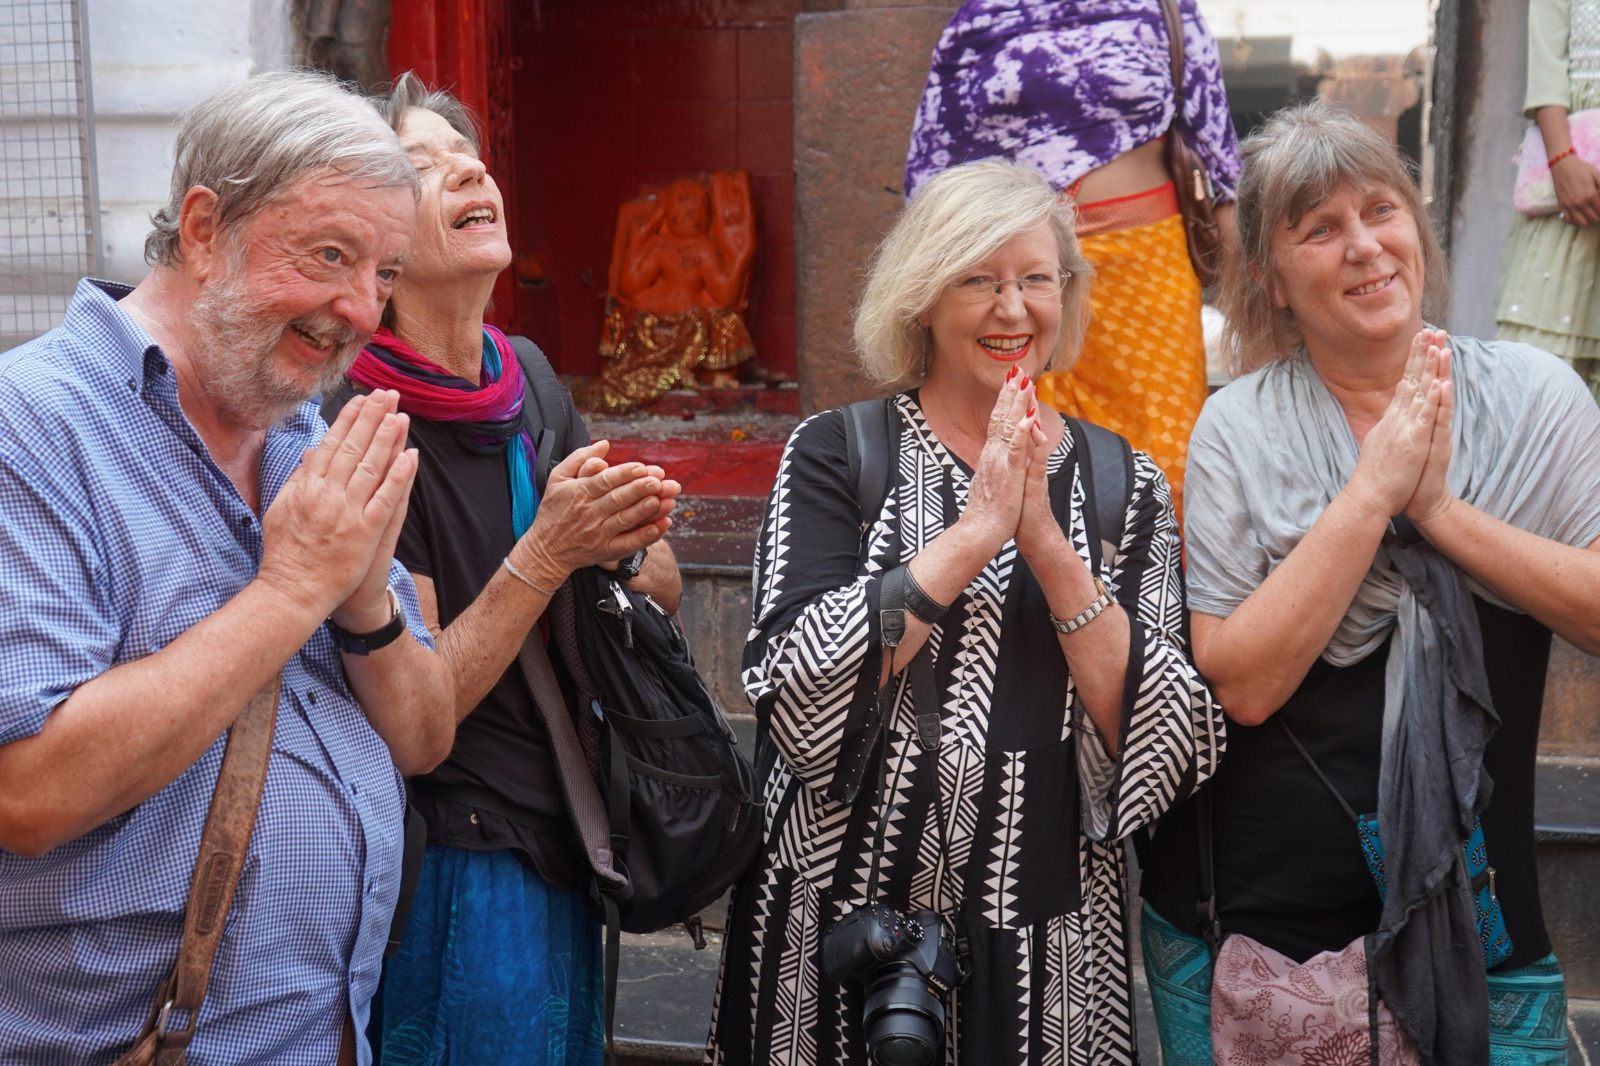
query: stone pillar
[
  {"left": 1542, "top": 639, "right": 1600, "bottom": 758},
  {"left": 1438, "top": 0, "right": 1526, "bottom": 339},
  {"left": 793, "top": 1, "right": 957, "bottom": 415}
]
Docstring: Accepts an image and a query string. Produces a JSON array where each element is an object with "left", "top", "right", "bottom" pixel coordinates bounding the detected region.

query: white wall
[
  {"left": 1196, "top": 0, "right": 1431, "bottom": 62},
  {"left": 85, "top": 0, "right": 293, "bottom": 285}
]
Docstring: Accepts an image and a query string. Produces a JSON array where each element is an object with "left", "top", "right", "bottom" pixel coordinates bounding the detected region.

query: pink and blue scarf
[{"left": 349, "top": 324, "right": 540, "bottom": 535}]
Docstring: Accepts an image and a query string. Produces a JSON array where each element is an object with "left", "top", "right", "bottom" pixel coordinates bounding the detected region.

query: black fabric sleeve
[{"left": 741, "top": 409, "right": 887, "bottom": 796}]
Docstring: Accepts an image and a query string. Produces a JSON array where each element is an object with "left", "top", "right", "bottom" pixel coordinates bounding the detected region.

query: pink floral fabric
[{"left": 1210, "top": 935, "right": 1421, "bottom": 1066}]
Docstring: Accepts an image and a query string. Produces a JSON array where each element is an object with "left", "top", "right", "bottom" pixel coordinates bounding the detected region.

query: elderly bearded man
[{"left": 0, "top": 72, "right": 459, "bottom": 1065}]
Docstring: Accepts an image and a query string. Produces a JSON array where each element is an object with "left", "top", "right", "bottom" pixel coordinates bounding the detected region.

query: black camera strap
[
  {"left": 868, "top": 565, "right": 966, "bottom": 918},
  {"left": 864, "top": 569, "right": 912, "bottom": 905},
  {"left": 863, "top": 671, "right": 910, "bottom": 905}
]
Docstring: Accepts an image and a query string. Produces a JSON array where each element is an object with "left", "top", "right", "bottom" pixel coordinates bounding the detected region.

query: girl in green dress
[{"left": 1495, "top": 0, "right": 1600, "bottom": 398}]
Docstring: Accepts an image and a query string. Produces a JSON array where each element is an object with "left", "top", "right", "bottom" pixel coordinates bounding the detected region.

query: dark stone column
[
  {"left": 1542, "top": 639, "right": 1600, "bottom": 759},
  {"left": 793, "top": 2, "right": 957, "bottom": 415},
  {"left": 297, "top": 0, "right": 393, "bottom": 92}
]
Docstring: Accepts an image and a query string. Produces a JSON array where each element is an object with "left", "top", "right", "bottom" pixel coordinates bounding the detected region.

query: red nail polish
[
  {"left": 1027, "top": 405, "right": 1036, "bottom": 417},
  {"left": 1021, "top": 373, "right": 1030, "bottom": 389},
  {"left": 1006, "top": 366, "right": 1018, "bottom": 381}
]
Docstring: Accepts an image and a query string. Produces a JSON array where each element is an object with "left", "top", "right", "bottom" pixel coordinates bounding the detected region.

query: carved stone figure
[
  {"left": 579, "top": 171, "right": 757, "bottom": 412},
  {"left": 297, "top": 0, "right": 391, "bottom": 91}
]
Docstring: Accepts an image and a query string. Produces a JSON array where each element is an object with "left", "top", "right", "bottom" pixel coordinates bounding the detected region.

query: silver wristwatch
[{"left": 1050, "top": 578, "right": 1113, "bottom": 635}]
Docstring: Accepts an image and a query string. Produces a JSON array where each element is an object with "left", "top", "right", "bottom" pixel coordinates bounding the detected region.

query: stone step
[
  {"left": 609, "top": 923, "right": 1600, "bottom": 1065},
  {"left": 610, "top": 917, "right": 1164, "bottom": 1063},
  {"left": 577, "top": 384, "right": 800, "bottom": 422},
  {"left": 587, "top": 409, "right": 795, "bottom": 503},
  {"left": 669, "top": 497, "right": 764, "bottom": 571},
  {"left": 1535, "top": 755, "right": 1600, "bottom": 1000},
  {"left": 1571, "top": 997, "right": 1600, "bottom": 1066}
]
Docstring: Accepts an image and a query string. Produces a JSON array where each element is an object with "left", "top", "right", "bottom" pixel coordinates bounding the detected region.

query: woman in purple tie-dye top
[{"left": 907, "top": 0, "right": 1241, "bottom": 518}]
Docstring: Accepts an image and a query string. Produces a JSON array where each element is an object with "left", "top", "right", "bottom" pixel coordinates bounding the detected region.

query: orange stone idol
[{"left": 580, "top": 171, "right": 758, "bottom": 412}]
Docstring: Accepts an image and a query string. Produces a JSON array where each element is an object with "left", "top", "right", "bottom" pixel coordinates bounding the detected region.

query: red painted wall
[
  {"left": 507, "top": 1, "right": 800, "bottom": 378},
  {"left": 390, "top": 0, "right": 519, "bottom": 332}
]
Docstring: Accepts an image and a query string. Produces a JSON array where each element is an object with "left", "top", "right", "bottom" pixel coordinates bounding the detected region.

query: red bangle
[{"left": 1549, "top": 146, "right": 1579, "bottom": 168}]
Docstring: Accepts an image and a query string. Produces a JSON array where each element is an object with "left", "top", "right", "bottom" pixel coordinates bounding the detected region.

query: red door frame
[{"left": 389, "top": 0, "right": 519, "bottom": 333}]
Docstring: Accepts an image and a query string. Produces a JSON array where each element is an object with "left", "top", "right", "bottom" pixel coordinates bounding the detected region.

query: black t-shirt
[
  {"left": 1141, "top": 597, "right": 1551, "bottom": 970},
  {"left": 394, "top": 407, "right": 590, "bottom": 892}
]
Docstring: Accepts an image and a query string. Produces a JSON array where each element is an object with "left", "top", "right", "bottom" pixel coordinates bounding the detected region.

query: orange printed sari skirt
[{"left": 1035, "top": 182, "right": 1206, "bottom": 520}]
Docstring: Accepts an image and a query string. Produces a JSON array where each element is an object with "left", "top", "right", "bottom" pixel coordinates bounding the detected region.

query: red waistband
[{"left": 1072, "top": 182, "right": 1180, "bottom": 237}]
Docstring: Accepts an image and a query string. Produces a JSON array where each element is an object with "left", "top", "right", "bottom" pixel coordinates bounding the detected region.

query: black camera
[{"left": 821, "top": 903, "right": 969, "bottom": 1066}]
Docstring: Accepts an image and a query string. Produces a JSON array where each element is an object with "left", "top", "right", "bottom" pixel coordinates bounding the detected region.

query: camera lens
[
  {"left": 864, "top": 967, "right": 945, "bottom": 1066},
  {"left": 872, "top": 1030, "right": 938, "bottom": 1066}
]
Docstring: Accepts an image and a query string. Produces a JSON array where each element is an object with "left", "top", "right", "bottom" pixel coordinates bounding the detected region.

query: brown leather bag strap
[
  {"left": 1158, "top": 0, "right": 1186, "bottom": 97},
  {"left": 115, "top": 676, "right": 281, "bottom": 1066}
]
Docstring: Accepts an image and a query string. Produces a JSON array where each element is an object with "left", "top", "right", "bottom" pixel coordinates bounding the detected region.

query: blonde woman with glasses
[{"left": 703, "top": 159, "right": 1223, "bottom": 1066}]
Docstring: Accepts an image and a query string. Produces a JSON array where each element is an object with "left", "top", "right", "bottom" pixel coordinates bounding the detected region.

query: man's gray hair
[{"left": 144, "top": 70, "right": 420, "bottom": 267}]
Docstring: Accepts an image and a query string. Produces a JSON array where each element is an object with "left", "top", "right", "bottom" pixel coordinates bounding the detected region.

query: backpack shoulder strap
[
  {"left": 1064, "top": 417, "right": 1135, "bottom": 570},
  {"left": 509, "top": 334, "right": 572, "bottom": 493},
  {"left": 843, "top": 396, "right": 897, "bottom": 553}
]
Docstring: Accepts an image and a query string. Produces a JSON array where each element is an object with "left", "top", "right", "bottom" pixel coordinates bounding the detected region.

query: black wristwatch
[
  {"left": 327, "top": 586, "right": 407, "bottom": 655},
  {"left": 615, "top": 547, "right": 648, "bottom": 581}
]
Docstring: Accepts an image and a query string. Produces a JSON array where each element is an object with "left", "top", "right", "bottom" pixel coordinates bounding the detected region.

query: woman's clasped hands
[
  {"left": 1348, "top": 326, "right": 1457, "bottom": 526},
  {"left": 960, "top": 365, "right": 1063, "bottom": 563},
  {"left": 514, "top": 440, "right": 680, "bottom": 582}
]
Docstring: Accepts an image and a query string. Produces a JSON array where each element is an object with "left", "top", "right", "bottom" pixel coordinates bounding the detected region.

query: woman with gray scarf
[{"left": 1138, "top": 99, "right": 1600, "bottom": 1066}]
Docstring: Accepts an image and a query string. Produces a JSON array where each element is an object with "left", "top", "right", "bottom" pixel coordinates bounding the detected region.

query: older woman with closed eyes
[{"left": 333, "top": 74, "right": 683, "bottom": 1066}]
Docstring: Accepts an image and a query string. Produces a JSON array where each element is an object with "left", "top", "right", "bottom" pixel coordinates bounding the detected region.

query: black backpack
[
  {"left": 501, "top": 336, "right": 759, "bottom": 937},
  {"left": 548, "top": 562, "right": 761, "bottom": 924},
  {"left": 506, "top": 338, "right": 759, "bottom": 1064}
]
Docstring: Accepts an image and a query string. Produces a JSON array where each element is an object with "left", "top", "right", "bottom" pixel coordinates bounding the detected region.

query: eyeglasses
[{"left": 946, "top": 272, "right": 1071, "bottom": 303}]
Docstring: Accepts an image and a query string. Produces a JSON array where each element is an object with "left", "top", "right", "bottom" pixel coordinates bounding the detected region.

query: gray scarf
[{"left": 1184, "top": 334, "right": 1600, "bottom": 1066}]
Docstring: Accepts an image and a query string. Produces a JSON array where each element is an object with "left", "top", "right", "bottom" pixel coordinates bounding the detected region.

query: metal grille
[{"left": 1, "top": 0, "right": 98, "bottom": 352}]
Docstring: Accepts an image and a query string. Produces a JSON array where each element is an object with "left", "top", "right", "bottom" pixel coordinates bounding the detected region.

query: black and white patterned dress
[{"left": 704, "top": 394, "right": 1224, "bottom": 1066}]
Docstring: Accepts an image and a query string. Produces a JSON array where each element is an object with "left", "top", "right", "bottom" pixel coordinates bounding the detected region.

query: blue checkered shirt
[{"left": 0, "top": 280, "right": 434, "bottom": 1065}]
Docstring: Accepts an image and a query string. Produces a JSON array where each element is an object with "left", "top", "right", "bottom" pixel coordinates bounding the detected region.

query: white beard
[{"left": 188, "top": 251, "right": 366, "bottom": 429}]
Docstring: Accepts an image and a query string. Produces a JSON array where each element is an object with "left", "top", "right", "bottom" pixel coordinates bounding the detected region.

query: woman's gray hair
[
  {"left": 369, "top": 72, "right": 486, "bottom": 329},
  {"left": 1219, "top": 97, "right": 1450, "bottom": 374},
  {"left": 854, "top": 159, "right": 1092, "bottom": 389},
  {"left": 144, "top": 70, "right": 418, "bottom": 268},
  {"left": 372, "top": 70, "right": 482, "bottom": 151}
]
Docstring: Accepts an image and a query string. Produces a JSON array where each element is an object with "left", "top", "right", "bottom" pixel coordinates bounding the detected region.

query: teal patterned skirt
[
  {"left": 1138, "top": 902, "right": 1570, "bottom": 1066},
  {"left": 374, "top": 845, "right": 603, "bottom": 1066}
]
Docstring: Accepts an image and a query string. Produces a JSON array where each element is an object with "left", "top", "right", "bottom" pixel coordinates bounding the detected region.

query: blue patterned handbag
[
  {"left": 1354, "top": 812, "right": 1513, "bottom": 969},
  {"left": 1278, "top": 719, "right": 1513, "bottom": 970}
]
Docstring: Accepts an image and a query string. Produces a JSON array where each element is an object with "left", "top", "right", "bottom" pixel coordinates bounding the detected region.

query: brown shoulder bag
[
  {"left": 113, "top": 677, "right": 281, "bottom": 1066},
  {"left": 1157, "top": 0, "right": 1225, "bottom": 286}
]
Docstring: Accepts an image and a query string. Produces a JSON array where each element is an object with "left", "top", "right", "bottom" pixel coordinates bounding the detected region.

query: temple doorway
[{"left": 389, "top": 0, "right": 800, "bottom": 382}]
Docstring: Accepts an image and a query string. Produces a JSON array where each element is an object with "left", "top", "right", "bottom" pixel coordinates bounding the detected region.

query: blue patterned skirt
[
  {"left": 374, "top": 845, "right": 603, "bottom": 1066},
  {"left": 1139, "top": 902, "right": 1570, "bottom": 1066}
]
